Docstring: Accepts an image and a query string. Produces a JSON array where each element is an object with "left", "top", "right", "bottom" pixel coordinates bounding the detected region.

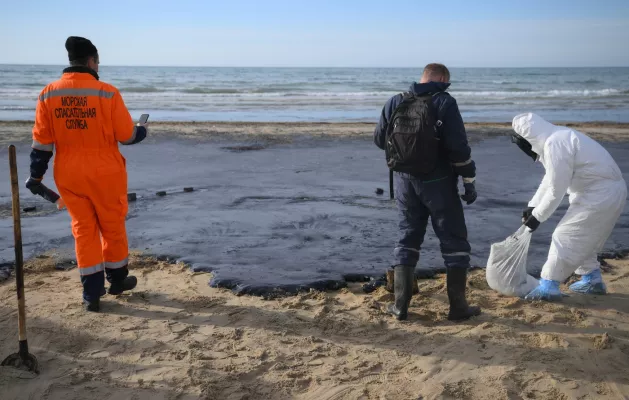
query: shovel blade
[{"left": 1, "top": 352, "right": 39, "bottom": 374}]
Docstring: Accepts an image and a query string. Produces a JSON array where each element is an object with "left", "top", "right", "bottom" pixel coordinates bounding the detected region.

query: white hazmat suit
[{"left": 512, "top": 113, "right": 627, "bottom": 285}]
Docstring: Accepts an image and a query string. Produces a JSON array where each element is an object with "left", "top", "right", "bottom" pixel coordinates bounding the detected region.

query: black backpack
[{"left": 385, "top": 92, "right": 443, "bottom": 175}]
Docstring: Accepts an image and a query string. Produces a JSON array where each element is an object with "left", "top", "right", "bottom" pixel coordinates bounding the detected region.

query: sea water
[{"left": 1, "top": 65, "right": 628, "bottom": 122}]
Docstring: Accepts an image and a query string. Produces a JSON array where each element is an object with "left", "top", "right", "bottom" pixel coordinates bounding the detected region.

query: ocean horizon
[{"left": 1, "top": 65, "right": 628, "bottom": 123}]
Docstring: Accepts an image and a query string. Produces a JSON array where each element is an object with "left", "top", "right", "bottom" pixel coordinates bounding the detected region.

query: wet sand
[{"left": 1, "top": 120, "right": 629, "bottom": 146}]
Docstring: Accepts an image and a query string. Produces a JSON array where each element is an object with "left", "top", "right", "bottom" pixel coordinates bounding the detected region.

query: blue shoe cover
[
  {"left": 524, "top": 279, "right": 563, "bottom": 301},
  {"left": 569, "top": 269, "right": 607, "bottom": 295}
]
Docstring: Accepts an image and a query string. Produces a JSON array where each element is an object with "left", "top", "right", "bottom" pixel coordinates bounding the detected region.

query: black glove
[
  {"left": 522, "top": 207, "right": 534, "bottom": 223},
  {"left": 25, "top": 177, "right": 60, "bottom": 203},
  {"left": 524, "top": 215, "right": 540, "bottom": 232},
  {"left": 25, "top": 177, "right": 44, "bottom": 195},
  {"left": 460, "top": 182, "right": 477, "bottom": 205}
]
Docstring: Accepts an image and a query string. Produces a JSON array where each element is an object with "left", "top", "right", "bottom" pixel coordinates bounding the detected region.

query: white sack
[{"left": 486, "top": 226, "right": 539, "bottom": 297}]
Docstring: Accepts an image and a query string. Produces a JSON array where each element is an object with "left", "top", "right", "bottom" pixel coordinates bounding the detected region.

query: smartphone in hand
[{"left": 139, "top": 113, "right": 150, "bottom": 124}]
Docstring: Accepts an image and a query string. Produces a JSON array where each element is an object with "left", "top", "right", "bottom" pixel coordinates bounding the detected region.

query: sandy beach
[
  {"left": 1, "top": 253, "right": 629, "bottom": 399},
  {"left": 0, "top": 121, "right": 629, "bottom": 399}
]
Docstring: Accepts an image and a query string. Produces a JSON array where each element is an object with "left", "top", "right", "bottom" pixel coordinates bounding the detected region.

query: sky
[{"left": 1, "top": 0, "right": 628, "bottom": 67}]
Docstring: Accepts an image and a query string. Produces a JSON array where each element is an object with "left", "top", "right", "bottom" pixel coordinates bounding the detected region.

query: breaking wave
[{"left": 453, "top": 89, "right": 623, "bottom": 98}]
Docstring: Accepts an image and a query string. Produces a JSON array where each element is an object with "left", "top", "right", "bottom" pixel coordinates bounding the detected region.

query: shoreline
[
  {"left": 3, "top": 119, "right": 629, "bottom": 126},
  {"left": 1, "top": 120, "right": 628, "bottom": 146}
]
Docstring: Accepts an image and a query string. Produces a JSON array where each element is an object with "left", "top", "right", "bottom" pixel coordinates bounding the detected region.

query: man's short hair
[
  {"left": 70, "top": 53, "right": 98, "bottom": 67},
  {"left": 423, "top": 63, "right": 450, "bottom": 82}
]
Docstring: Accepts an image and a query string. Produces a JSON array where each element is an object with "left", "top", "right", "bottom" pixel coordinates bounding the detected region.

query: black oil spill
[{"left": 1, "top": 137, "right": 628, "bottom": 295}]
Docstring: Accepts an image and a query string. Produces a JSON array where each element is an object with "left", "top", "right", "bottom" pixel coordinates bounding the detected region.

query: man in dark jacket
[{"left": 374, "top": 63, "right": 481, "bottom": 321}]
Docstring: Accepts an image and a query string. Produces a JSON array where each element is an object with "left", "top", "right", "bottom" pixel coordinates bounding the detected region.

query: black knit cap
[{"left": 65, "top": 36, "right": 98, "bottom": 62}]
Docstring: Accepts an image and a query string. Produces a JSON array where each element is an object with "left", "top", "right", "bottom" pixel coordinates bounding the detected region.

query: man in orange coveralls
[{"left": 26, "top": 36, "right": 148, "bottom": 312}]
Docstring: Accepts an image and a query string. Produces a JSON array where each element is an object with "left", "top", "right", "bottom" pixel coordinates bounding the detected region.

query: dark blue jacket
[{"left": 374, "top": 82, "right": 476, "bottom": 183}]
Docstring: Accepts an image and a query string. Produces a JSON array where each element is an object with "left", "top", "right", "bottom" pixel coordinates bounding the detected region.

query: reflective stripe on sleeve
[
  {"left": 31, "top": 140, "right": 53, "bottom": 151},
  {"left": 463, "top": 177, "right": 476, "bottom": 184},
  {"left": 452, "top": 158, "right": 473, "bottom": 167},
  {"left": 120, "top": 126, "right": 138, "bottom": 145}
]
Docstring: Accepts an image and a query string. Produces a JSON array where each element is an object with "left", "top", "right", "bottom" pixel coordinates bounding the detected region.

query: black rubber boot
[
  {"left": 108, "top": 276, "right": 137, "bottom": 295},
  {"left": 387, "top": 265, "right": 415, "bottom": 321},
  {"left": 386, "top": 266, "right": 419, "bottom": 294},
  {"left": 446, "top": 267, "right": 481, "bottom": 321},
  {"left": 385, "top": 268, "right": 395, "bottom": 293},
  {"left": 83, "top": 298, "right": 100, "bottom": 312}
]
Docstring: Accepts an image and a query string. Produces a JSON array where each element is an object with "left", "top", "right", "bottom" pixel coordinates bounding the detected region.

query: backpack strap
[{"left": 430, "top": 91, "right": 446, "bottom": 129}]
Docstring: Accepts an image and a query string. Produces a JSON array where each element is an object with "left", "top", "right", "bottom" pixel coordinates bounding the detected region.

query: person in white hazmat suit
[{"left": 511, "top": 113, "right": 627, "bottom": 301}]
